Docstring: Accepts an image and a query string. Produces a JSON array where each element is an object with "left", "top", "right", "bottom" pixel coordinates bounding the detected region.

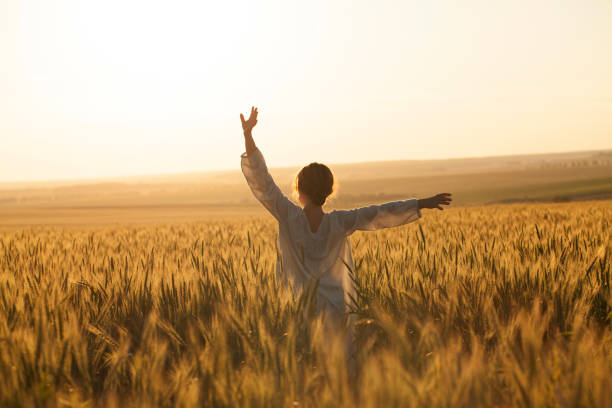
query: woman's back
[
  {"left": 238, "top": 106, "right": 451, "bottom": 320},
  {"left": 241, "top": 148, "right": 421, "bottom": 317}
]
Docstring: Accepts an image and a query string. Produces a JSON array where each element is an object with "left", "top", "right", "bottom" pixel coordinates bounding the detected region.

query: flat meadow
[{"left": 0, "top": 201, "right": 610, "bottom": 407}]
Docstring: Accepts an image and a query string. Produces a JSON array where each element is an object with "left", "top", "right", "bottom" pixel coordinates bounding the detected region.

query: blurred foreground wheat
[{"left": 0, "top": 201, "right": 611, "bottom": 407}]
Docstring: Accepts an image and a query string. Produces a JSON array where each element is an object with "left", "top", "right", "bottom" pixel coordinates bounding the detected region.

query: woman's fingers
[
  {"left": 246, "top": 107, "right": 258, "bottom": 123},
  {"left": 437, "top": 193, "right": 452, "bottom": 203},
  {"left": 432, "top": 193, "right": 452, "bottom": 210},
  {"left": 240, "top": 106, "right": 259, "bottom": 131}
]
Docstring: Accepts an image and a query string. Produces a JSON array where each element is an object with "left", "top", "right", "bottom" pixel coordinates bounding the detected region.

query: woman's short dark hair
[{"left": 295, "top": 162, "right": 335, "bottom": 206}]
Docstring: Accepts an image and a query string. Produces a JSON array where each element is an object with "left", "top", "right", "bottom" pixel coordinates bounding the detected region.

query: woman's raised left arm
[{"left": 240, "top": 107, "right": 298, "bottom": 221}]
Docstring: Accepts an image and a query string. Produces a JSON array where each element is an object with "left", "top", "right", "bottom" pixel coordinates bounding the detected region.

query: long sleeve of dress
[
  {"left": 336, "top": 199, "right": 421, "bottom": 235},
  {"left": 241, "top": 148, "right": 297, "bottom": 221}
]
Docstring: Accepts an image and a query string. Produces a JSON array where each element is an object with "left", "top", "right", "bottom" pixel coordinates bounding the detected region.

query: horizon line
[{"left": 2, "top": 147, "right": 611, "bottom": 187}]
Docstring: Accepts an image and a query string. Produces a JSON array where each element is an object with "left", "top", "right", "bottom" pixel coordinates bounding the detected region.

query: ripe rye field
[{"left": 0, "top": 201, "right": 610, "bottom": 407}]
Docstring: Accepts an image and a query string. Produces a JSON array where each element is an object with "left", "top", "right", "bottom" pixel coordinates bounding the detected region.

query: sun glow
[
  {"left": 2, "top": 0, "right": 611, "bottom": 181},
  {"left": 15, "top": 0, "right": 257, "bottom": 122}
]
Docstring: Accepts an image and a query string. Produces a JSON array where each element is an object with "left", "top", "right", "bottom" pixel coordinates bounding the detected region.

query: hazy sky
[{"left": 1, "top": 0, "right": 611, "bottom": 182}]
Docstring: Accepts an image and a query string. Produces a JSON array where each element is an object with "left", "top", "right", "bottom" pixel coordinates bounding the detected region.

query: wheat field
[{"left": 0, "top": 201, "right": 611, "bottom": 407}]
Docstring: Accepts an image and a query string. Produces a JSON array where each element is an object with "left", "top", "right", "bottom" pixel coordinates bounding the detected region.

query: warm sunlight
[
  {"left": 2, "top": 0, "right": 611, "bottom": 181},
  {"left": 2, "top": 3, "right": 612, "bottom": 405}
]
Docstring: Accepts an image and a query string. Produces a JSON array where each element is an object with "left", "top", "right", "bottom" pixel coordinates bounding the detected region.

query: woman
[{"left": 240, "top": 106, "right": 451, "bottom": 326}]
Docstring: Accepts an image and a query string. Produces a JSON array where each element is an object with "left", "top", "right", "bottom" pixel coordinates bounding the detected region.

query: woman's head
[{"left": 294, "top": 162, "right": 335, "bottom": 207}]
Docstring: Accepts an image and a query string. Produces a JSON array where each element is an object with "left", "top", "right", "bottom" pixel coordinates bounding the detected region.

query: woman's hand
[
  {"left": 418, "top": 193, "right": 452, "bottom": 210},
  {"left": 240, "top": 106, "right": 258, "bottom": 134}
]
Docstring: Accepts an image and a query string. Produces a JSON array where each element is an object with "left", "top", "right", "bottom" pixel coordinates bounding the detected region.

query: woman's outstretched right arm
[
  {"left": 336, "top": 194, "right": 452, "bottom": 235},
  {"left": 240, "top": 107, "right": 297, "bottom": 221}
]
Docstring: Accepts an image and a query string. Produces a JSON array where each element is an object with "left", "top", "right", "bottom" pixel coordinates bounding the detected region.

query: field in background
[
  {"left": 1, "top": 149, "right": 611, "bottom": 226},
  {"left": 0, "top": 201, "right": 610, "bottom": 406}
]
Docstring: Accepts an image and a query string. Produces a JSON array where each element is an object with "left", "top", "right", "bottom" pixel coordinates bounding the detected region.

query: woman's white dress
[{"left": 241, "top": 148, "right": 421, "bottom": 320}]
